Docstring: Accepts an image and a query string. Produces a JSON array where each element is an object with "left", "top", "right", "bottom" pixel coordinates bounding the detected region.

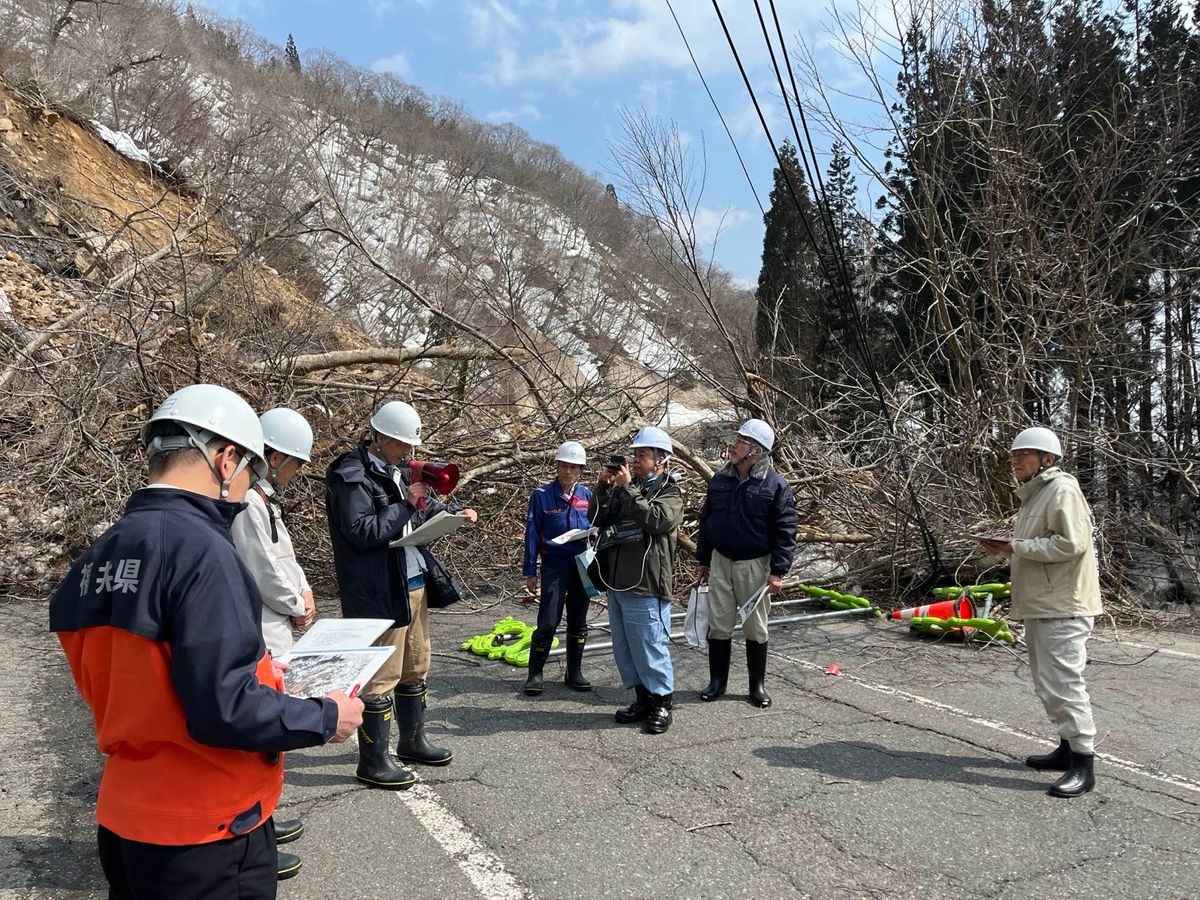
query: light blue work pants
[{"left": 607, "top": 590, "right": 674, "bottom": 696}]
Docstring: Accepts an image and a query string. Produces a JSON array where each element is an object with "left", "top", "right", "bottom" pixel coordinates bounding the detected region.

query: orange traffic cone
[{"left": 891, "top": 594, "right": 976, "bottom": 621}]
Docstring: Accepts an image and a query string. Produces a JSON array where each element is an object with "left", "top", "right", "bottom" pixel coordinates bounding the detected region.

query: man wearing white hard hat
[
  {"left": 230, "top": 407, "right": 317, "bottom": 863},
  {"left": 978, "top": 426, "right": 1103, "bottom": 798},
  {"left": 591, "top": 426, "right": 683, "bottom": 734},
  {"left": 233, "top": 408, "right": 317, "bottom": 658},
  {"left": 521, "top": 441, "right": 596, "bottom": 696},
  {"left": 695, "top": 419, "right": 797, "bottom": 708},
  {"left": 326, "top": 400, "right": 478, "bottom": 790},
  {"left": 49, "top": 385, "right": 362, "bottom": 897}
]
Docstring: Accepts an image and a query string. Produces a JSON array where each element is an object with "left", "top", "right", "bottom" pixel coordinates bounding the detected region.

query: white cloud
[
  {"left": 473, "top": 0, "right": 820, "bottom": 87},
  {"left": 486, "top": 103, "right": 543, "bottom": 123},
  {"left": 371, "top": 52, "right": 411, "bottom": 77},
  {"left": 693, "top": 205, "right": 752, "bottom": 247}
]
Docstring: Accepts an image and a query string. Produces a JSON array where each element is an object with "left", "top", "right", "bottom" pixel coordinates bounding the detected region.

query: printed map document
[
  {"left": 278, "top": 618, "right": 396, "bottom": 698},
  {"left": 389, "top": 511, "right": 469, "bottom": 548},
  {"left": 549, "top": 526, "right": 598, "bottom": 545}
]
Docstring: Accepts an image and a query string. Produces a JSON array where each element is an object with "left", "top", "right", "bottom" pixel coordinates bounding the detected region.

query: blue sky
[{"left": 199, "top": 0, "right": 897, "bottom": 287}]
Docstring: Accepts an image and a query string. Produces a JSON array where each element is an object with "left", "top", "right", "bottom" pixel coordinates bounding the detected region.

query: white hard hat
[
  {"left": 260, "top": 407, "right": 313, "bottom": 463},
  {"left": 140, "top": 384, "right": 265, "bottom": 498},
  {"left": 737, "top": 418, "right": 775, "bottom": 452},
  {"left": 554, "top": 441, "right": 587, "bottom": 466},
  {"left": 371, "top": 401, "right": 422, "bottom": 446},
  {"left": 141, "top": 384, "right": 265, "bottom": 463},
  {"left": 1011, "top": 426, "right": 1063, "bottom": 457},
  {"left": 630, "top": 426, "right": 672, "bottom": 455}
]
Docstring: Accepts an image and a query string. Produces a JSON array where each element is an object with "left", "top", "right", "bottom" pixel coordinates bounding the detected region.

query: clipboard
[{"left": 389, "top": 511, "right": 468, "bottom": 547}]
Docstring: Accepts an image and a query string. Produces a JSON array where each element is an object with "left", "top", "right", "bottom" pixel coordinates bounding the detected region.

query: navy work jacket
[
  {"left": 695, "top": 461, "right": 799, "bottom": 576},
  {"left": 522, "top": 479, "right": 594, "bottom": 576},
  {"left": 325, "top": 442, "right": 458, "bottom": 626}
]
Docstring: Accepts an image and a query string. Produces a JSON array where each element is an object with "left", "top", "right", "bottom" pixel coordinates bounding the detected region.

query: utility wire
[
  {"left": 665, "top": 0, "right": 765, "bottom": 217},
  {"left": 710, "top": 0, "right": 945, "bottom": 591}
]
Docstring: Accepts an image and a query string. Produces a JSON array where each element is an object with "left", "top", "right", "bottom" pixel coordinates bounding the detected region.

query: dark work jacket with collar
[
  {"left": 325, "top": 442, "right": 459, "bottom": 626},
  {"left": 49, "top": 488, "right": 336, "bottom": 846},
  {"left": 695, "top": 458, "right": 799, "bottom": 576}
]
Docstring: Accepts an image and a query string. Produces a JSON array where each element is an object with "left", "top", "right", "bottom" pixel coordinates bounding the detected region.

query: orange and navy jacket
[
  {"left": 522, "top": 480, "right": 594, "bottom": 576},
  {"left": 49, "top": 488, "right": 337, "bottom": 846}
]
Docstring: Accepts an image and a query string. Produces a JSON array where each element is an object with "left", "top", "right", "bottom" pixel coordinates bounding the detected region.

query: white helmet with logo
[
  {"left": 1011, "top": 427, "right": 1063, "bottom": 458},
  {"left": 630, "top": 426, "right": 672, "bottom": 455},
  {"left": 260, "top": 407, "right": 313, "bottom": 463},
  {"left": 371, "top": 401, "right": 422, "bottom": 446},
  {"left": 140, "top": 384, "right": 265, "bottom": 498},
  {"left": 737, "top": 418, "right": 775, "bottom": 452},
  {"left": 554, "top": 441, "right": 587, "bottom": 466}
]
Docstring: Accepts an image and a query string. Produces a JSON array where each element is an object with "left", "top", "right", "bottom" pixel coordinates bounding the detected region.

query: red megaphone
[{"left": 406, "top": 460, "right": 460, "bottom": 509}]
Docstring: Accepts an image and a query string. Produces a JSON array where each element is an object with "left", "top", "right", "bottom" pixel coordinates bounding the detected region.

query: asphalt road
[{"left": 4, "top": 596, "right": 1199, "bottom": 899}]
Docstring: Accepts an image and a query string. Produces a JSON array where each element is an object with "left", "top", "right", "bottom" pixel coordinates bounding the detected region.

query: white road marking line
[
  {"left": 776, "top": 651, "right": 1200, "bottom": 798},
  {"left": 1112, "top": 641, "right": 1200, "bottom": 662},
  {"left": 347, "top": 734, "right": 530, "bottom": 898},
  {"left": 397, "top": 783, "right": 530, "bottom": 900}
]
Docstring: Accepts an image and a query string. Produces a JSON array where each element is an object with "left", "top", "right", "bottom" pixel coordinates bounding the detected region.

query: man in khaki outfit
[
  {"left": 326, "top": 401, "right": 477, "bottom": 789},
  {"left": 695, "top": 420, "right": 797, "bottom": 708},
  {"left": 980, "top": 426, "right": 1103, "bottom": 798}
]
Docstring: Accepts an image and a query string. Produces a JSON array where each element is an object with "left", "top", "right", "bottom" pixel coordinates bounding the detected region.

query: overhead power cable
[
  {"left": 664, "top": 0, "right": 765, "bottom": 217},
  {"left": 709, "top": 0, "right": 946, "bottom": 591}
]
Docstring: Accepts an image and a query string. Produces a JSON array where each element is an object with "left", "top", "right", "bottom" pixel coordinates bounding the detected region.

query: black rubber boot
[
  {"left": 564, "top": 632, "right": 591, "bottom": 691},
  {"left": 274, "top": 817, "right": 304, "bottom": 845},
  {"left": 1048, "top": 751, "right": 1096, "bottom": 798},
  {"left": 355, "top": 697, "right": 417, "bottom": 790},
  {"left": 614, "top": 685, "right": 653, "bottom": 724},
  {"left": 700, "top": 638, "right": 731, "bottom": 701},
  {"left": 746, "top": 639, "right": 772, "bottom": 708},
  {"left": 524, "top": 643, "right": 550, "bottom": 696},
  {"left": 1026, "top": 739, "right": 1072, "bottom": 772},
  {"left": 395, "top": 682, "right": 453, "bottom": 766},
  {"left": 643, "top": 693, "right": 673, "bottom": 734},
  {"left": 277, "top": 850, "right": 302, "bottom": 881}
]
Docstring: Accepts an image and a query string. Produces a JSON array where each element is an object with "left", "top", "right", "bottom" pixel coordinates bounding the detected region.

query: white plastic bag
[{"left": 684, "top": 582, "right": 710, "bottom": 648}]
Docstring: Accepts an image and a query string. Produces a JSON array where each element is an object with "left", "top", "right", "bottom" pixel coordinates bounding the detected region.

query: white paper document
[
  {"left": 278, "top": 617, "right": 397, "bottom": 698},
  {"left": 549, "top": 526, "right": 598, "bottom": 545},
  {"left": 289, "top": 618, "right": 393, "bottom": 654},
  {"left": 389, "top": 511, "right": 469, "bottom": 547}
]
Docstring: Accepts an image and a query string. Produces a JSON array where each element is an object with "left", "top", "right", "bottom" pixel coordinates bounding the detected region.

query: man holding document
[
  {"left": 521, "top": 440, "right": 596, "bottom": 696},
  {"left": 326, "top": 400, "right": 477, "bottom": 789},
  {"left": 695, "top": 420, "right": 797, "bottom": 709},
  {"left": 977, "top": 427, "right": 1103, "bottom": 798},
  {"left": 50, "top": 385, "right": 361, "bottom": 899}
]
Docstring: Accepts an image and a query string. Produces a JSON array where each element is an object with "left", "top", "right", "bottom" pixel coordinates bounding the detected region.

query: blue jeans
[{"left": 608, "top": 590, "right": 674, "bottom": 696}]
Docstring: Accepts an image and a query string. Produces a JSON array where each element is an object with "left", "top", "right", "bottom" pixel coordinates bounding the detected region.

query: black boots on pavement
[
  {"left": 1027, "top": 738, "right": 1096, "bottom": 797},
  {"left": 615, "top": 684, "right": 653, "bottom": 724},
  {"left": 524, "top": 644, "right": 550, "bottom": 696},
  {"left": 394, "top": 682, "right": 453, "bottom": 766},
  {"left": 614, "top": 685, "right": 672, "bottom": 734},
  {"left": 701, "top": 639, "right": 770, "bottom": 708},
  {"left": 746, "top": 639, "right": 772, "bottom": 708},
  {"left": 1025, "top": 739, "right": 1072, "bottom": 771},
  {"left": 700, "top": 638, "right": 731, "bottom": 702},
  {"left": 274, "top": 818, "right": 304, "bottom": 881},
  {"left": 564, "top": 631, "right": 591, "bottom": 691},
  {"left": 355, "top": 697, "right": 416, "bottom": 790},
  {"left": 644, "top": 693, "right": 672, "bottom": 734},
  {"left": 1048, "top": 752, "right": 1095, "bottom": 798},
  {"left": 525, "top": 633, "right": 591, "bottom": 696}
]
